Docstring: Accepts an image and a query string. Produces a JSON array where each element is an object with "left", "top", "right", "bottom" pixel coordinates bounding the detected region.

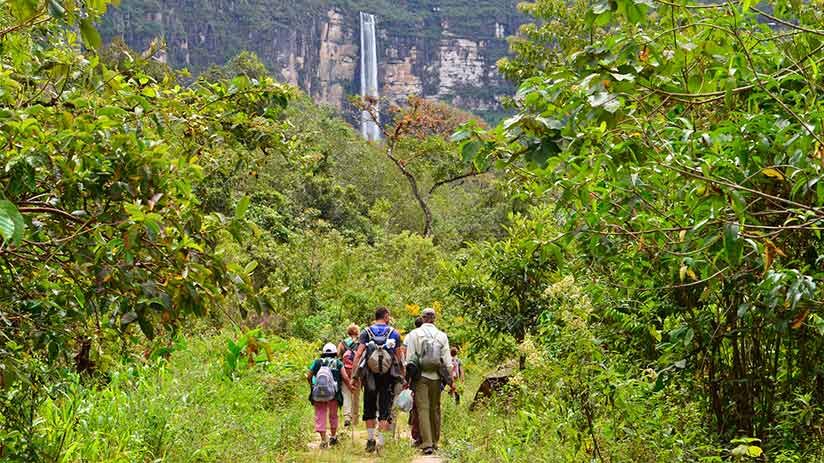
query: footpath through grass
[{"left": 31, "top": 332, "right": 482, "bottom": 462}]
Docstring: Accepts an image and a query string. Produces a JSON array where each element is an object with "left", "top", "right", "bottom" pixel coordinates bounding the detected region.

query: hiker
[
  {"left": 387, "top": 313, "right": 407, "bottom": 438},
  {"left": 404, "top": 307, "right": 453, "bottom": 455},
  {"left": 407, "top": 317, "right": 424, "bottom": 447},
  {"left": 307, "top": 343, "right": 348, "bottom": 449},
  {"left": 352, "top": 307, "right": 405, "bottom": 453},
  {"left": 449, "top": 346, "right": 465, "bottom": 405},
  {"left": 338, "top": 323, "right": 360, "bottom": 427}
]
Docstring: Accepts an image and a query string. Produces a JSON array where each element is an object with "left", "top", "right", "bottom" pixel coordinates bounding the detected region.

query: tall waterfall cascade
[{"left": 359, "top": 12, "right": 380, "bottom": 141}]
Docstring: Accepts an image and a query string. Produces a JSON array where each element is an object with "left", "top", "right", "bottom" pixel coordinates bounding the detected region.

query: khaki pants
[
  {"left": 414, "top": 377, "right": 442, "bottom": 449},
  {"left": 342, "top": 383, "right": 360, "bottom": 426}
]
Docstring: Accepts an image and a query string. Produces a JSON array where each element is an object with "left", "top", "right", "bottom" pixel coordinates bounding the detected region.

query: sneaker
[
  {"left": 422, "top": 447, "right": 435, "bottom": 455},
  {"left": 365, "top": 439, "right": 377, "bottom": 453},
  {"left": 412, "top": 440, "right": 422, "bottom": 448},
  {"left": 329, "top": 437, "right": 339, "bottom": 447},
  {"left": 344, "top": 419, "right": 351, "bottom": 427},
  {"left": 320, "top": 441, "right": 329, "bottom": 449}
]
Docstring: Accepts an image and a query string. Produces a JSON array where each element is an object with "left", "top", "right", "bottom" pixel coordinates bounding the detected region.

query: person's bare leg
[{"left": 377, "top": 419, "right": 390, "bottom": 446}]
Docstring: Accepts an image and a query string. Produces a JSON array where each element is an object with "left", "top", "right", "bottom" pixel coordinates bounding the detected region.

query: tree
[
  {"left": 449, "top": 209, "right": 562, "bottom": 369},
  {"left": 0, "top": 2, "right": 292, "bottom": 458},
  {"left": 358, "top": 96, "right": 492, "bottom": 237},
  {"left": 471, "top": 0, "right": 824, "bottom": 441},
  {"left": 200, "top": 51, "right": 272, "bottom": 82}
]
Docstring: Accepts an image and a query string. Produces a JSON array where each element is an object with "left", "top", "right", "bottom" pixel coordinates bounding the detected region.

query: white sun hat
[{"left": 322, "top": 343, "right": 337, "bottom": 354}]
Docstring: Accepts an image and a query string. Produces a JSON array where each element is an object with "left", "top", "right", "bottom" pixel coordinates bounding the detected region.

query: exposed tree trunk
[
  {"left": 74, "top": 337, "right": 95, "bottom": 374},
  {"left": 385, "top": 143, "right": 433, "bottom": 237},
  {"left": 709, "top": 338, "right": 724, "bottom": 435}
]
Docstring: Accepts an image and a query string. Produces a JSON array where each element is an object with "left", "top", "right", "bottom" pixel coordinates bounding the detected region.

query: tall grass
[{"left": 35, "top": 333, "right": 314, "bottom": 462}]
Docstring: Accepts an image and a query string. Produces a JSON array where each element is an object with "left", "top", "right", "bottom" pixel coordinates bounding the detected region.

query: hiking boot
[
  {"left": 422, "top": 447, "right": 435, "bottom": 455},
  {"left": 329, "top": 437, "right": 339, "bottom": 447},
  {"left": 365, "top": 439, "right": 377, "bottom": 453}
]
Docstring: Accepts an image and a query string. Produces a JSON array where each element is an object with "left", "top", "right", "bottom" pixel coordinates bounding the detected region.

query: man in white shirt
[{"left": 403, "top": 307, "right": 453, "bottom": 455}]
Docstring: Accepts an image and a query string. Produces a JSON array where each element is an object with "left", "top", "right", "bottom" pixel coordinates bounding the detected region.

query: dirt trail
[
  {"left": 303, "top": 420, "right": 444, "bottom": 463},
  {"left": 408, "top": 457, "right": 443, "bottom": 463}
]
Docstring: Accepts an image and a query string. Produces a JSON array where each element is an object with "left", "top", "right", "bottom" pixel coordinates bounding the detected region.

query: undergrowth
[{"left": 34, "top": 333, "right": 313, "bottom": 462}]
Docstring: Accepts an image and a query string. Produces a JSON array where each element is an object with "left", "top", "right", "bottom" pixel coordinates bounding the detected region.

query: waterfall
[{"left": 360, "top": 12, "right": 380, "bottom": 141}]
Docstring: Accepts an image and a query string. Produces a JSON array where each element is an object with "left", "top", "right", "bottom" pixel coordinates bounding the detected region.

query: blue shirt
[{"left": 359, "top": 323, "right": 401, "bottom": 353}]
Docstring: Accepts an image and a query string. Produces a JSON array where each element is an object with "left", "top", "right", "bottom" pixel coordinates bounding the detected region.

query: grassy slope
[{"left": 37, "top": 333, "right": 312, "bottom": 462}]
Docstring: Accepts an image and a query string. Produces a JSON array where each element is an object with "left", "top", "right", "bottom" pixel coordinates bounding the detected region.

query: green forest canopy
[{"left": 4, "top": 0, "right": 824, "bottom": 461}]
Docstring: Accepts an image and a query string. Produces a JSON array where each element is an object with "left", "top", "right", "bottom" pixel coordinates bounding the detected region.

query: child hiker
[
  {"left": 338, "top": 323, "right": 360, "bottom": 428},
  {"left": 307, "top": 342, "right": 348, "bottom": 448},
  {"left": 450, "top": 346, "right": 465, "bottom": 405}
]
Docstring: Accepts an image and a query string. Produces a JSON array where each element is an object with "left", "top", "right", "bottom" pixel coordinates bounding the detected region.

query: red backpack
[{"left": 342, "top": 338, "right": 357, "bottom": 370}]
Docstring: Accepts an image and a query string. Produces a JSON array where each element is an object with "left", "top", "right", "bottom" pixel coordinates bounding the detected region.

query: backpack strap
[
  {"left": 367, "top": 325, "right": 392, "bottom": 341},
  {"left": 421, "top": 327, "right": 439, "bottom": 345}
]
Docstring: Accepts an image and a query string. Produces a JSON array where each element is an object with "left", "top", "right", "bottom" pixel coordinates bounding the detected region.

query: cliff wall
[{"left": 100, "top": 1, "right": 522, "bottom": 119}]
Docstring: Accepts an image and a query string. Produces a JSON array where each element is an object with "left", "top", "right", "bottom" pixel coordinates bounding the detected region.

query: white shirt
[{"left": 404, "top": 323, "right": 452, "bottom": 381}]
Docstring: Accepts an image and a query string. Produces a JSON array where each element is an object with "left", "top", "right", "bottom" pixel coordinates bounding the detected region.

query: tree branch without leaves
[
  {"left": 428, "top": 169, "right": 490, "bottom": 195},
  {"left": 18, "top": 207, "right": 87, "bottom": 224}
]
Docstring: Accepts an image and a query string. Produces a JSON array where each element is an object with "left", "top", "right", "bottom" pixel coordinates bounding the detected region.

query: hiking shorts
[{"left": 363, "top": 373, "right": 395, "bottom": 422}]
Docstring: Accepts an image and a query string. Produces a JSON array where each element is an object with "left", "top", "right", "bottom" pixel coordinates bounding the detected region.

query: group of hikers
[{"left": 306, "top": 306, "right": 463, "bottom": 456}]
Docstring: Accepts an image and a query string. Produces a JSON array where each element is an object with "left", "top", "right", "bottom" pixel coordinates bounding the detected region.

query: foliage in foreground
[
  {"left": 1, "top": 1, "right": 508, "bottom": 459},
  {"left": 448, "top": 269, "right": 824, "bottom": 462},
  {"left": 30, "top": 333, "right": 311, "bottom": 462},
  {"left": 453, "top": 0, "right": 824, "bottom": 457},
  {"left": 0, "top": 1, "right": 298, "bottom": 458},
  {"left": 8, "top": 0, "right": 824, "bottom": 461}
]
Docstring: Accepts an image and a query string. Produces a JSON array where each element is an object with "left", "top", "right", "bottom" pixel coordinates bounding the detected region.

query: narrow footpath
[{"left": 302, "top": 420, "right": 444, "bottom": 463}]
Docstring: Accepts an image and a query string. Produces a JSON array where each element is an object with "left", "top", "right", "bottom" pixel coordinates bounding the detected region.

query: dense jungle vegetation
[{"left": 3, "top": 0, "right": 824, "bottom": 461}]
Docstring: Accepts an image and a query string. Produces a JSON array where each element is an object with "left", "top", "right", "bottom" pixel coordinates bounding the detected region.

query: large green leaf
[
  {"left": 47, "top": 0, "right": 66, "bottom": 18},
  {"left": 723, "top": 223, "right": 742, "bottom": 267},
  {"left": 461, "top": 140, "right": 482, "bottom": 162},
  {"left": 235, "top": 196, "right": 251, "bottom": 219},
  {"left": 0, "top": 200, "right": 25, "bottom": 246},
  {"left": 79, "top": 18, "right": 102, "bottom": 50}
]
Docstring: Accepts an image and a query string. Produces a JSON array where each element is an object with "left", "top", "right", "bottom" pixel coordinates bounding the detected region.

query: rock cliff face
[{"left": 100, "top": 1, "right": 522, "bottom": 119}]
